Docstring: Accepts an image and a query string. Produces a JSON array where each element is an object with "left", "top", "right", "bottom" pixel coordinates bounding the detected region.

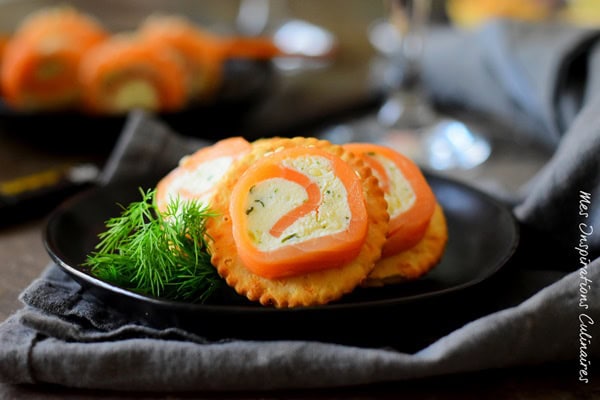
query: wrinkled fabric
[{"left": 422, "top": 19, "right": 599, "bottom": 149}]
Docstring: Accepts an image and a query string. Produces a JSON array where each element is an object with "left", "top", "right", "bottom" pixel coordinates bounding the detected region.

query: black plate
[{"left": 44, "top": 174, "right": 519, "bottom": 348}]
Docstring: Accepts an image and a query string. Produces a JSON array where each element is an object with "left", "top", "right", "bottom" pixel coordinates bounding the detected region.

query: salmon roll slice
[
  {"left": 344, "top": 143, "right": 437, "bottom": 256},
  {"left": 138, "top": 15, "right": 225, "bottom": 102},
  {"left": 79, "top": 34, "right": 187, "bottom": 114},
  {"left": 343, "top": 143, "right": 447, "bottom": 284},
  {"left": 0, "top": 6, "right": 108, "bottom": 111},
  {"left": 138, "top": 15, "right": 281, "bottom": 103},
  {"left": 155, "top": 136, "right": 252, "bottom": 212},
  {"left": 207, "top": 137, "right": 389, "bottom": 308}
]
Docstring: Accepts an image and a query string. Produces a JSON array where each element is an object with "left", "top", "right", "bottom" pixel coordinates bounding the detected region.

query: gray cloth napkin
[
  {"left": 2, "top": 19, "right": 600, "bottom": 391},
  {"left": 422, "top": 19, "right": 600, "bottom": 150},
  {"left": 0, "top": 257, "right": 596, "bottom": 391}
]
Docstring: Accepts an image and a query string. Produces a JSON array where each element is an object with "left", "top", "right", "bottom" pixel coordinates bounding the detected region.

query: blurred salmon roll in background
[
  {"left": 138, "top": 15, "right": 225, "bottom": 103},
  {"left": 218, "top": 35, "right": 282, "bottom": 60},
  {"left": 0, "top": 6, "right": 107, "bottom": 111},
  {"left": 139, "top": 15, "right": 282, "bottom": 104},
  {"left": 79, "top": 34, "right": 187, "bottom": 114}
]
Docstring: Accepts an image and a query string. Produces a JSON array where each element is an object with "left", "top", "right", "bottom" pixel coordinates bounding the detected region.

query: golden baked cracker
[
  {"left": 207, "top": 137, "right": 389, "bottom": 308},
  {"left": 363, "top": 203, "right": 447, "bottom": 287}
]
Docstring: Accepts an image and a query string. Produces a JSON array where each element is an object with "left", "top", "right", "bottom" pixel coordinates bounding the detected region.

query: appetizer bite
[
  {"left": 79, "top": 34, "right": 187, "bottom": 114},
  {"left": 0, "top": 6, "right": 107, "bottom": 111},
  {"left": 155, "top": 136, "right": 252, "bottom": 212},
  {"left": 138, "top": 15, "right": 281, "bottom": 104},
  {"left": 138, "top": 15, "right": 225, "bottom": 103},
  {"left": 344, "top": 143, "right": 447, "bottom": 286},
  {"left": 206, "top": 137, "right": 389, "bottom": 308}
]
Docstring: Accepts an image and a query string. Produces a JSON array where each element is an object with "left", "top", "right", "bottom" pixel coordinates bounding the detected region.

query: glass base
[
  {"left": 380, "top": 119, "right": 491, "bottom": 170},
  {"left": 321, "top": 116, "right": 491, "bottom": 171}
]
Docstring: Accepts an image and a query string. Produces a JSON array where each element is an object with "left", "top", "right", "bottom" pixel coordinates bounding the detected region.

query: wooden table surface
[{"left": 1, "top": 0, "right": 598, "bottom": 398}]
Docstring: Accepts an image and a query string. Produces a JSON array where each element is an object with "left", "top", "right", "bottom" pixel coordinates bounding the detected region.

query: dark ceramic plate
[{"left": 44, "top": 174, "right": 519, "bottom": 347}]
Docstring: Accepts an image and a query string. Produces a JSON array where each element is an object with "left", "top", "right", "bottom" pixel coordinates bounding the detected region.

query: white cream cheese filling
[
  {"left": 112, "top": 79, "right": 159, "bottom": 112},
  {"left": 245, "top": 155, "right": 351, "bottom": 251},
  {"left": 372, "top": 154, "right": 416, "bottom": 219},
  {"left": 165, "top": 156, "right": 233, "bottom": 205}
]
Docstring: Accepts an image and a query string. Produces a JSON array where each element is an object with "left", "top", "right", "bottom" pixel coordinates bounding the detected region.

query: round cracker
[
  {"left": 207, "top": 137, "right": 389, "bottom": 308},
  {"left": 362, "top": 203, "right": 448, "bottom": 287}
]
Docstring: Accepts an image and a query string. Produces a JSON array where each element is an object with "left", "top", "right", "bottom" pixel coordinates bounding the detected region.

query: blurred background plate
[
  {"left": 0, "top": 0, "right": 385, "bottom": 153},
  {"left": 0, "top": 0, "right": 282, "bottom": 150},
  {"left": 0, "top": 58, "right": 276, "bottom": 153}
]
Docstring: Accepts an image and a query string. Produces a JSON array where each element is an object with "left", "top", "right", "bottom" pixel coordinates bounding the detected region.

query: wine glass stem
[
  {"left": 377, "top": 0, "right": 437, "bottom": 130},
  {"left": 390, "top": 0, "right": 431, "bottom": 88}
]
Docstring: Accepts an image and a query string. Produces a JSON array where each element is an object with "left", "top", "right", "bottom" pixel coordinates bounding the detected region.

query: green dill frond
[{"left": 84, "top": 188, "right": 222, "bottom": 303}]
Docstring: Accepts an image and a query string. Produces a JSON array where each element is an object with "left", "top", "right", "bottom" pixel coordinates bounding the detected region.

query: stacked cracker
[{"left": 156, "top": 136, "right": 447, "bottom": 308}]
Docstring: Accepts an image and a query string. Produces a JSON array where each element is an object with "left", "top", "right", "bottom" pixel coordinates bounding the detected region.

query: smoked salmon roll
[
  {"left": 79, "top": 34, "right": 187, "bottom": 114},
  {"left": 155, "top": 136, "right": 252, "bottom": 212},
  {"left": 138, "top": 15, "right": 225, "bottom": 103},
  {"left": 344, "top": 143, "right": 437, "bottom": 256},
  {"left": 0, "top": 6, "right": 108, "bottom": 111},
  {"left": 139, "top": 15, "right": 282, "bottom": 103},
  {"left": 343, "top": 143, "right": 447, "bottom": 285},
  {"left": 206, "top": 137, "right": 389, "bottom": 308}
]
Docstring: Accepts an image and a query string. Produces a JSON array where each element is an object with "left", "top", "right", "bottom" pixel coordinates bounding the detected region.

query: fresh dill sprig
[{"left": 84, "top": 188, "right": 222, "bottom": 303}]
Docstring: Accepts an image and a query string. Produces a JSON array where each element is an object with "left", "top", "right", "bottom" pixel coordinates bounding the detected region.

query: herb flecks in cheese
[{"left": 245, "top": 155, "right": 351, "bottom": 251}]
